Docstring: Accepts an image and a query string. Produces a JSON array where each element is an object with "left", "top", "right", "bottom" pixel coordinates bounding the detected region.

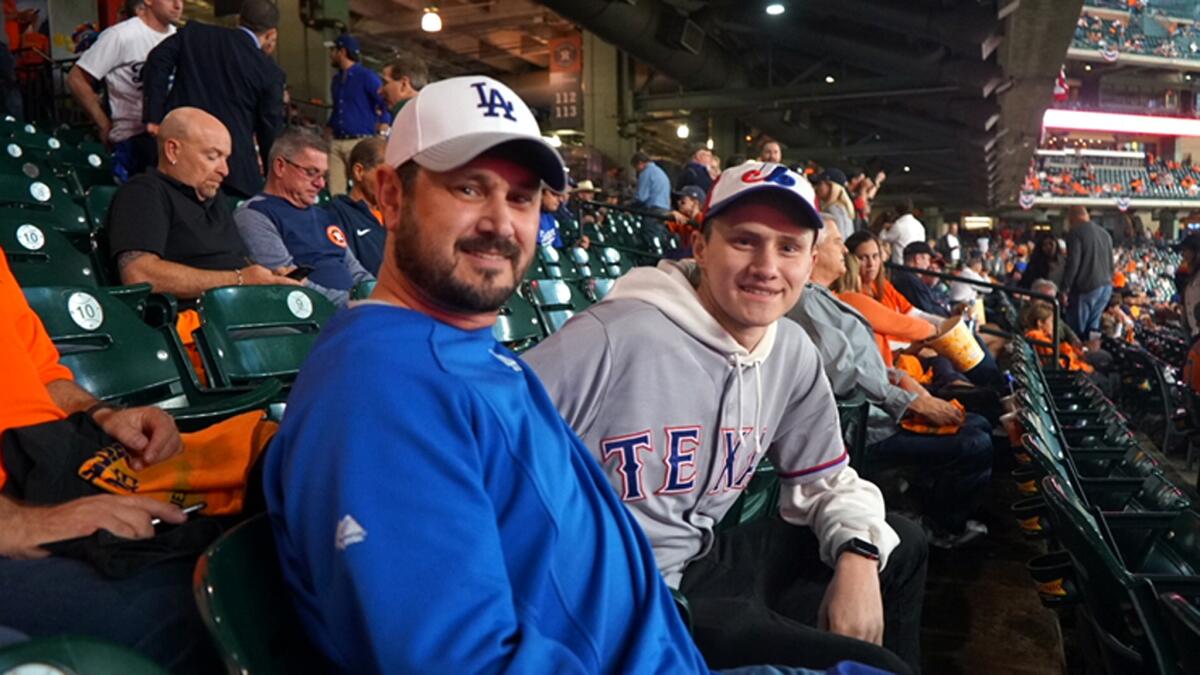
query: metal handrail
[{"left": 886, "top": 262, "right": 1063, "bottom": 367}]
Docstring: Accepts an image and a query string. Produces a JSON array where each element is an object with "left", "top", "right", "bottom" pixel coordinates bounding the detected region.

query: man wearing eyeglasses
[{"left": 234, "top": 127, "right": 375, "bottom": 307}]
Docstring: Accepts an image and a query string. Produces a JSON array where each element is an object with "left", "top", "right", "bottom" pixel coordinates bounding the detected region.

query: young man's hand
[{"left": 819, "top": 552, "right": 884, "bottom": 645}]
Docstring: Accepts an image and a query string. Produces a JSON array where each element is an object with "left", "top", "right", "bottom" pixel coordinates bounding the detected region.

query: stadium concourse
[{"left": 1, "top": 0, "right": 1200, "bottom": 674}]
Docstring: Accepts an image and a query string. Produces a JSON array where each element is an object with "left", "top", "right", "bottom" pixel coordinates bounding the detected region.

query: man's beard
[{"left": 391, "top": 201, "right": 527, "bottom": 313}]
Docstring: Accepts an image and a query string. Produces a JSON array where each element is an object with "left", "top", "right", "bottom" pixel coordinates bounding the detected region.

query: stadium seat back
[
  {"left": 526, "top": 278, "right": 590, "bottom": 333},
  {"left": 1159, "top": 592, "right": 1200, "bottom": 674},
  {"left": 351, "top": 278, "right": 376, "bottom": 300},
  {"left": 0, "top": 635, "right": 170, "bottom": 675},
  {"left": 195, "top": 286, "right": 336, "bottom": 388},
  {"left": 1, "top": 221, "right": 97, "bottom": 287},
  {"left": 493, "top": 292, "right": 543, "bottom": 352},
  {"left": 24, "top": 285, "right": 184, "bottom": 405},
  {"left": 194, "top": 514, "right": 329, "bottom": 675},
  {"left": 0, "top": 174, "right": 90, "bottom": 236},
  {"left": 85, "top": 184, "right": 118, "bottom": 231}
]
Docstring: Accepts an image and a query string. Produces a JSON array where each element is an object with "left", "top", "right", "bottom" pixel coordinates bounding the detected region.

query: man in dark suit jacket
[{"left": 142, "top": 0, "right": 285, "bottom": 199}]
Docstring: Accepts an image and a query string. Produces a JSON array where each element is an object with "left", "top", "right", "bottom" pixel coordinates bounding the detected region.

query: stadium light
[
  {"left": 1043, "top": 108, "right": 1200, "bottom": 137},
  {"left": 421, "top": 6, "right": 442, "bottom": 32},
  {"left": 765, "top": 3, "right": 785, "bottom": 15},
  {"left": 676, "top": 123, "right": 690, "bottom": 139}
]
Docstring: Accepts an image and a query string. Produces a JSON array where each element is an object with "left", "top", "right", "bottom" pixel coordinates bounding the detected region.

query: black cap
[
  {"left": 904, "top": 241, "right": 934, "bottom": 258},
  {"left": 815, "top": 168, "right": 848, "bottom": 186}
]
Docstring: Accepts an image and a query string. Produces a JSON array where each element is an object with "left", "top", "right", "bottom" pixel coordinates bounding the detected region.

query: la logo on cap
[{"left": 471, "top": 82, "right": 517, "bottom": 121}]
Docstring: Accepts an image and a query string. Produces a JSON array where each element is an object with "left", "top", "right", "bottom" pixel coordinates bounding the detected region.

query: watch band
[
  {"left": 84, "top": 401, "right": 123, "bottom": 418},
  {"left": 838, "top": 537, "right": 881, "bottom": 563}
]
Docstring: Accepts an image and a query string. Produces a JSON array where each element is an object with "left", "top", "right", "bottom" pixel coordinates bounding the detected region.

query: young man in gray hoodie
[{"left": 525, "top": 163, "right": 927, "bottom": 674}]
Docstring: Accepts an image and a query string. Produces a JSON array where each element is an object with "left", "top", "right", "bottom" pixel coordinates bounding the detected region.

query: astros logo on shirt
[{"left": 327, "top": 225, "right": 348, "bottom": 248}]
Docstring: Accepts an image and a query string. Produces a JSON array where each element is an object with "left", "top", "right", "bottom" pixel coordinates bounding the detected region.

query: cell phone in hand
[
  {"left": 151, "top": 501, "right": 206, "bottom": 527},
  {"left": 286, "top": 265, "right": 314, "bottom": 281}
]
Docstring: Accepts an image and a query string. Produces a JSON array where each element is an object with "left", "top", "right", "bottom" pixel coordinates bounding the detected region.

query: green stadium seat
[
  {"left": 24, "top": 285, "right": 280, "bottom": 432},
  {"left": 597, "top": 247, "right": 633, "bottom": 278},
  {"left": 52, "top": 145, "right": 114, "bottom": 192},
  {"left": 0, "top": 173, "right": 90, "bottom": 237},
  {"left": 581, "top": 276, "right": 615, "bottom": 303},
  {"left": 838, "top": 391, "right": 870, "bottom": 471},
  {"left": 193, "top": 513, "right": 330, "bottom": 675},
  {"left": 493, "top": 292, "right": 543, "bottom": 352},
  {"left": 0, "top": 635, "right": 171, "bottom": 675},
  {"left": 715, "top": 459, "right": 780, "bottom": 532},
  {"left": 536, "top": 245, "right": 564, "bottom": 279},
  {"left": 351, "top": 278, "right": 376, "bottom": 300},
  {"left": 1, "top": 221, "right": 97, "bottom": 287},
  {"left": 85, "top": 184, "right": 117, "bottom": 231},
  {"left": 1159, "top": 591, "right": 1200, "bottom": 674},
  {"left": 525, "top": 278, "right": 590, "bottom": 333},
  {"left": 193, "top": 286, "right": 336, "bottom": 390}
]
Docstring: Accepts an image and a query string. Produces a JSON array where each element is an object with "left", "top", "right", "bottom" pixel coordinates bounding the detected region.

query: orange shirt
[
  {"left": 837, "top": 290, "right": 934, "bottom": 364},
  {"left": 0, "top": 253, "right": 72, "bottom": 487},
  {"left": 1025, "top": 329, "right": 1093, "bottom": 373},
  {"left": 867, "top": 278, "right": 915, "bottom": 316}
]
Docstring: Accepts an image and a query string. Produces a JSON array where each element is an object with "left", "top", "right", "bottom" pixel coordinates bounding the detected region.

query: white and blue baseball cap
[
  {"left": 385, "top": 75, "right": 568, "bottom": 192},
  {"left": 701, "top": 162, "right": 823, "bottom": 231}
]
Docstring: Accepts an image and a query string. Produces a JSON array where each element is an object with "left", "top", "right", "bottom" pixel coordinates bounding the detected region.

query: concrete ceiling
[{"left": 342, "top": 0, "right": 1082, "bottom": 209}]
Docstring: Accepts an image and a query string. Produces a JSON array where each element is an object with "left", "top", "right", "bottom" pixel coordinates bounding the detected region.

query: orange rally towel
[
  {"left": 900, "top": 399, "right": 966, "bottom": 435},
  {"left": 78, "top": 411, "right": 277, "bottom": 515},
  {"left": 894, "top": 354, "right": 934, "bottom": 385}
]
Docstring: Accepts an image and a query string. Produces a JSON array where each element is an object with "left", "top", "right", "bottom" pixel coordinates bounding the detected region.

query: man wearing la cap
[
  {"left": 526, "top": 162, "right": 926, "bottom": 673},
  {"left": 263, "top": 76, "right": 841, "bottom": 674},
  {"left": 326, "top": 33, "right": 390, "bottom": 196}
]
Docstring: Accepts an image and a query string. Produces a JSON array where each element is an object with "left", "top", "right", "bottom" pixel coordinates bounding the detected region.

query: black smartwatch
[{"left": 837, "top": 537, "right": 881, "bottom": 564}]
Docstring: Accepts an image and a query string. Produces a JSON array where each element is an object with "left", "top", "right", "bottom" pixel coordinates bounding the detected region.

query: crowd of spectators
[
  {"left": 1025, "top": 152, "right": 1200, "bottom": 200},
  {"left": 10, "top": 1, "right": 1200, "bottom": 674},
  {"left": 1074, "top": 2, "right": 1200, "bottom": 61}
]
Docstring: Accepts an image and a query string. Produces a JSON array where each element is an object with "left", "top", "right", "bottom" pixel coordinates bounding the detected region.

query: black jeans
[
  {"left": 679, "top": 514, "right": 927, "bottom": 674},
  {"left": 869, "top": 413, "right": 994, "bottom": 533}
]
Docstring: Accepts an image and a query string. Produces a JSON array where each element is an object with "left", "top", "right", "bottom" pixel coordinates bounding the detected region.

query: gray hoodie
[{"left": 525, "top": 260, "right": 898, "bottom": 587}]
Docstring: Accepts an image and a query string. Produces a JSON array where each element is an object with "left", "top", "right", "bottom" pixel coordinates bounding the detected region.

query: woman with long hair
[
  {"left": 845, "top": 231, "right": 944, "bottom": 326},
  {"left": 833, "top": 254, "right": 935, "bottom": 365}
]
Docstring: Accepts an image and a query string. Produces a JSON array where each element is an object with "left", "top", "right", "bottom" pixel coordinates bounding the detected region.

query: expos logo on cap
[
  {"left": 384, "top": 76, "right": 567, "bottom": 192},
  {"left": 700, "top": 162, "right": 823, "bottom": 231}
]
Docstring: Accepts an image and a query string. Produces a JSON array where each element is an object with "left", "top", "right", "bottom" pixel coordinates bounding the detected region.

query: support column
[
  {"left": 582, "top": 31, "right": 634, "bottom": 166},
  {"left": 710, "top": 115, "right": 738, "bottom": 163},
  {"left": 275, "top": 0, "right": 335, "bottom": 123}
]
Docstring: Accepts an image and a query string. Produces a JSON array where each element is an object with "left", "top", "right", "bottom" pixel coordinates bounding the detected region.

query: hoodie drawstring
[{"left": 730, "top": 355, "right": 765, "bottom": 461}]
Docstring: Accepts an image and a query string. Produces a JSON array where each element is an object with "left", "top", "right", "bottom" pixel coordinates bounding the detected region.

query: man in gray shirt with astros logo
[{"left": 526, "top": 162, "right": 927, "bottom": 674}]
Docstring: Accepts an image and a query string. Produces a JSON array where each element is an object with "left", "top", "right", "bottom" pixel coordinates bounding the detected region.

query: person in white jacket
[
  {"left": 880, "top": 199, "right": 926, "bottom": 265},
  {"left": 526, "top": 163, "right": 927, "bottom": 675}
]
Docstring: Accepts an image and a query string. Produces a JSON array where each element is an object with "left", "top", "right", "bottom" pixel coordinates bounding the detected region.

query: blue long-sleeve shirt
[
  {"left": 263, "top": 305, "right": 710, "bottom": 674},
  {"left": 329, "top": 63, "right": 390, "bottom": 137},
  {"left": 635, "top": 161, "right": 671, "bottom": 211}
]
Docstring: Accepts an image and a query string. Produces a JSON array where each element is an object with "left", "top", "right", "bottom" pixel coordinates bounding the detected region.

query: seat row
[{"left": 1006, "top": 337, "right": 1200, "bottom": 675}]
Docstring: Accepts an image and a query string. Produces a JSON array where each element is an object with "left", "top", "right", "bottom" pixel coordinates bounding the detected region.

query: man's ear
[
  {"left": 691, "top": 227, "right": 707, "bottom": 266},
  {"left": 163, "top": 138, "right": 181, "bottom": 165},
  {"left": 378, "top": 166, "right": 403, "bottom": 232}
]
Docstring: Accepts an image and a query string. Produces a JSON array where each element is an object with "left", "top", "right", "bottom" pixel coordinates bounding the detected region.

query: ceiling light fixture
[
  {"left": 765, "top": 3, "right": 785, "bottom": 16},
  {"left": 706, "top": 137, "right": 714, "bottom": 150},
  {"left": 824, "top": 75, "right": 835, "bottom": 84},
  {"left": 677, "top": 123, "right": 690, "bottom": 139},
  {"left": 903, "top": 165, "right": 911, "bottom": 173},
  {"left": 1084, "top": 64, "right": 1092, "bottom": 71},
  {"left": 421, "top": 5, "right": 442, "bottom": 32}
]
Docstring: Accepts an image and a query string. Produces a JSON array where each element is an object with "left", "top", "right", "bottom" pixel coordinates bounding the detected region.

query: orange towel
[
  {"left": 78, "top": 411, "right": 277, "bottom": 515},
  {"left": 900, "top": 399, "right": 966, "bottom": 435}
]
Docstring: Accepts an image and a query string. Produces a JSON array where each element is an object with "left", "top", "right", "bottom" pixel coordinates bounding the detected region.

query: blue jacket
[
  {"left": 891, "top": 269, "right": 952, "bottom": 316},
  {"left": 538, "top": 212, "right": 562, "bottom": 248},
  {"left": 635, "top": 161, "right": 671, "bottom": 211},
  {"left": 242, "top": 195, "right": 354, "bottom": 290},
  {"left": 677, "top": 161, "right": 713, "bottom": 195},
  {"left": 329, "top": 63, "right": 390, "bottom": 137},
  {"left": 328, "top": 195, "right": 385, "bottom": 275},
  {"left": 263, "top": 306, "right": 710, "bottom": 674}
]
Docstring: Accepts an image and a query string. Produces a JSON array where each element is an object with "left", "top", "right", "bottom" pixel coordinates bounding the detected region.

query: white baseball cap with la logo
[
  {"left": 385, "top": 75, "right": 568, "bottom": 192},
  {"left": 701, "top": 162, "right": 823, "bottom": 231}
]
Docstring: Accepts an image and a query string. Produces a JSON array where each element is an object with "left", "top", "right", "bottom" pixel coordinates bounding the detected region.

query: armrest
[{"left": 168, "top": 379, "right": 282, "bottom": 433}]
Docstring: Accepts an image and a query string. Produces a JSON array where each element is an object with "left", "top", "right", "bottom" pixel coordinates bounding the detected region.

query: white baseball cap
[
  {"left": 384, "top": 75, "right": 567, "bottom": 192},
  {"left": 701, "top": 162, "right": 823, "bottom": 231}
]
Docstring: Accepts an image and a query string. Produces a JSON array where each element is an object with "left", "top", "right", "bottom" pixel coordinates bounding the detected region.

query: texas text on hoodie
[{"left": 525, "top": 260, "right": 900, "bottom": 587}]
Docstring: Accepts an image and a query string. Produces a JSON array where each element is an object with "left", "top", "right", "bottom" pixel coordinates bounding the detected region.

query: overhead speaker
[{"left": 658, "top": 14, "right": 705, "bottom": 55}]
